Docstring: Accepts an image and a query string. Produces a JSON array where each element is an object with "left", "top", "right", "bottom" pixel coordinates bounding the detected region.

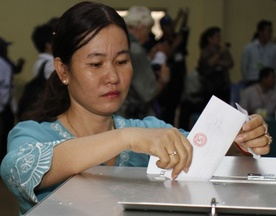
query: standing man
[
  {"left": 31, "top": 23, "right": 55, "bottom": 79},
  {"left": 17, "top": 22, "right": 55, "bottom": 120},
  {"left": 157, "top": 8, "right": 189, "bottom": 126},
  {"left": 242, "top": 20, "right": 276, "bottom": 87},
  {"left": 240, "top": 67, "right": 276, "bottom": 118},
  {"left": 117, "top": 6, "right": 170, "bottom": 119}
]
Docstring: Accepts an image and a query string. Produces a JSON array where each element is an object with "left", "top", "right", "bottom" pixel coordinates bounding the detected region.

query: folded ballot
[{"left": 147, "top": 95, "right": 247, "bottom": 181}]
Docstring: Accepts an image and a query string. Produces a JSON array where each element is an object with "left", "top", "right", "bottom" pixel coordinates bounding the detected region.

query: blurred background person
[
  {"left": 240, "top": 67, "right": 276, "bottom": 118},
  {"left": 157, "top": 8, "right": 189, "bottom": 126},
  {"left": 142, "top": 29, "right": 158, "bottom": 53},
  {"left": 31, "top": 22, "right": 55, "bottom": 79},
  {"left": 178, "top": 67, "right": 206, "bottom": 131},
  {"left": 117, "top": 5, "right": 170, "bottom": 119},
  {"left": 0, "top": 37, "right": 25, "bottom": 163},
  {"left": 197, "top": 26, "right": 233, "bottom": 104},
  {"left": 242, "top": 20, "right": 276, "bottom": 87},
  {"left": 178, "top": 26, "right": 233, "bottom": 130},
  {"left": 17, "top": 21, "right": 56, "bottom": 120}
]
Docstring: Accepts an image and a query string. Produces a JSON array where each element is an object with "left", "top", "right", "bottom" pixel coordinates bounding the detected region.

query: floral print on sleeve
[{"left": 6, "top": 140, "right": 63, "bottom": 203}]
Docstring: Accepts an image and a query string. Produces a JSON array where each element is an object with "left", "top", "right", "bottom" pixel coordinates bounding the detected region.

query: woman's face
[
  {"left": 134, "top": 24, "right": 152, "bottom": 45},
  {"left": 209, "top": 32, "right": 221, "bottom": 47},
  {"left": 66, "top": 25, "right": 133, "bottom": 116}
]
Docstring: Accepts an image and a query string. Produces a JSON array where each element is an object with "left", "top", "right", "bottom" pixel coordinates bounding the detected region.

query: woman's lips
[{"left": 102, "top": 90, "right": 120, "bottom": 98}]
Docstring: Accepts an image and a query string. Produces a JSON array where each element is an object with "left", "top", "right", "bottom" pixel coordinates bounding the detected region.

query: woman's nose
[{"left": 105, "top": 65, "right": 120, "bottom": 84}]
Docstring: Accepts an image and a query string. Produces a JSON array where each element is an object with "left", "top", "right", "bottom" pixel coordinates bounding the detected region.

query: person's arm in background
[
  {"left": 218, "top": 45, "right": 234, "bottom": 69},
  {"left": 168, "top": 8, "right": 189, "bottom": 58},
  {"left": 4, "top": 57, "right": 25, "bottom": 74},
  {"left": 173, "top": 8, "right": 188, "bottom": 32},
  {"left": 203, "top": 43, "right": 233, "bottom": 70},
  {"left": 197, "top": 49, "right": 217, "bottom": 76}
]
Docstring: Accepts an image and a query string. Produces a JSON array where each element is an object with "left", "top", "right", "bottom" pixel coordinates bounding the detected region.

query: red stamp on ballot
[{"left": 193, "top": 133, "right": 207, "bottom": 147}]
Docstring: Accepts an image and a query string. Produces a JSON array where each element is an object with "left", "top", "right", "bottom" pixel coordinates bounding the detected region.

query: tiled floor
[{"left": 0, "top": 177, "right": 18, "bottom": 216}]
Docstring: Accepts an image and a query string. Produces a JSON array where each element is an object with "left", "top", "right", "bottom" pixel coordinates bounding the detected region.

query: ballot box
[{"left": 26, "top": 156, "right": 276, "bottom": 216}]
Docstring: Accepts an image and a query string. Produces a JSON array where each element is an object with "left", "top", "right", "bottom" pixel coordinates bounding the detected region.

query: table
[{"left": 26, "top": 156, "right": 276, "bottom": 216}]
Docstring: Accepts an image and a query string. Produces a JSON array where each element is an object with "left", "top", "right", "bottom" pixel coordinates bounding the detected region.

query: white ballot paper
[{"left": 147, "top": 95, "right": 247, "bottom": 181}]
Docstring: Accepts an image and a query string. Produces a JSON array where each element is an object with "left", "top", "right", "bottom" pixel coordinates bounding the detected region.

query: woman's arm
[{"left": 39, "top": 127, "right": 193, "bottom": 189}]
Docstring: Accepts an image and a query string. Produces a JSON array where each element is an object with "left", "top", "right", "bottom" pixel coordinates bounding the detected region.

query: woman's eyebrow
[
  {"left": 117, "top": 50, "right": 130, "bottom": 56},
  {"left": 87, "top": 52, "right": 106, "bottom": 58},
  {"left": 87, "top": 50, "right": 130, "bottom": 58}
]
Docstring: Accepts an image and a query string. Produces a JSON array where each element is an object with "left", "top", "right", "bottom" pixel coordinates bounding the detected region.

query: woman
[
  {"left": 197, "top": 26, "right": 234, "bottom": 104},
  {"left": 0, "top": 2, "right": 271, "bottom": 215}
]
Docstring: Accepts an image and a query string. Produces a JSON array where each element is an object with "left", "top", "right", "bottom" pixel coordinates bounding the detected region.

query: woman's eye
[
  {"left": 117, "top": 59, "right": 129, "bottom": 65},
  {"left": 90, "top": 62, "right": 102, "bottom": 67}
]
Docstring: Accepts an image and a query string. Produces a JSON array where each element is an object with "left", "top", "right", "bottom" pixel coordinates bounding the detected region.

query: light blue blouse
[{"left": 0, "top": 115, "right": 188, "bottom": 215}]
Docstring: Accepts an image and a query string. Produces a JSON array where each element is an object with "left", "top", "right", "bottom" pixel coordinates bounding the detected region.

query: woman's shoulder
[
  {"left": 9, "top": 120, "right": 46, "bottom": 137},
  {"left": 8, "top": 120, "right": 72, "bottom": 149},
  {"left": 13, "top": 120, "right": 45, "bottom": 128},
  {"left": 11, "top": 120, "right": 67, "bottom": 134}
]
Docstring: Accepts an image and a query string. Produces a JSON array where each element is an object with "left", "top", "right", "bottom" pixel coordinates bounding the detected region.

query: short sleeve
[{"left": 0, "top": 121, "right": 72, "bottom": 214}]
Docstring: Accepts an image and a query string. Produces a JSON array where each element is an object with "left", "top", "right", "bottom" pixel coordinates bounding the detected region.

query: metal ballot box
[{"left": 26, "top": 156, "right": 276, "bottom": 216}]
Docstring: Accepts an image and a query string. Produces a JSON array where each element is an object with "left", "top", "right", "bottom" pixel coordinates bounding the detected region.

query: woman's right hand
[{"left": 124, "top": 127, "right": 193, "bottom": 179}]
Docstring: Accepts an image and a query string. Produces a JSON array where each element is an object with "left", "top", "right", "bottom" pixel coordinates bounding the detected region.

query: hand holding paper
[
  {"left": 235, "top": 103, "right": 261, "bottom": 159},
  {"left": 147, "top": 96, "right": 247, "bottom": 181}
]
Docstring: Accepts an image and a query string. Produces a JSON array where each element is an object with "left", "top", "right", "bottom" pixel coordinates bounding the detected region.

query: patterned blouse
[{"left": 0, "top": 115, "right": 188, "bottom": 215}]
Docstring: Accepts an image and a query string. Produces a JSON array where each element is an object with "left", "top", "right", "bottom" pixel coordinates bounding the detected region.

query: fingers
[
  {"left": 249, "top": 130, "right": 272, "bottom": 155},
  {"left": 235, "top": 114, "right": 272, "bottom": 155},
  {"left": 241, "top": 114, "right": 263, "bottom": 132},
  {"left": 251, "top": 146, "right": 270, "bottom": 155},
  {"left": 265, "top": 133, "right": 273, "bottom": 145},
  {"left": 155, "top": 128, "right": 193, "bottom": 179},
  {"left": 155, "top": 148, "right": 176, "bottom": 169},
  {"left": 263, "top": 123, "right": 268, "bottom": 134},
  {"left": 169, "top": 137, "right": 192, "bottom": 179}
]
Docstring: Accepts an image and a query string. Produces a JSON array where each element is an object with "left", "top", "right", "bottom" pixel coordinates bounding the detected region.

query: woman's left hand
[{"left": 234, "top": 114, "right": 272, "bottom": 155}]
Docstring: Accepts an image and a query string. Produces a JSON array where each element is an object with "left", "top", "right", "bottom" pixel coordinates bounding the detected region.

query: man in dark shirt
[{"left": 157, "top": 8, "right": 189, "bottom": 126}]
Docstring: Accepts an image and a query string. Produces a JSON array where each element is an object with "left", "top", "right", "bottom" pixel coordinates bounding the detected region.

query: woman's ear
[{"left": 54, "top": 57, "right": 69, "bottom": 85}]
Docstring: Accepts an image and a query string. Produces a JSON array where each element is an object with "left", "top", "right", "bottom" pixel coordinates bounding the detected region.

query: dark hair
[
  {"left": 47, "top": 17, "right": 59, "bottom": 28},
  {"left": 257, "top": 20, "right": 272, "bottom": 32},
  {"left": 31, "top": 24, "right": 53, "bottom": 53},
  {"left": 259, "top": 67, "right": 275, "bottom": 81},
  {"left": 199, "top": 26, "right": 221, "bottom": 50},
  {"left": 160, "top": 14, "right": 173, "bottom": 26},
  {"left": 24, "top": 1, "right": 129, "bottom": 122},
  {"left": 252, "top": 20, "right": 272, "bottom": 40}
]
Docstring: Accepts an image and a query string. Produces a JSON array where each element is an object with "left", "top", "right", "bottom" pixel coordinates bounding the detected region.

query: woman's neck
[{"left": 60, "top": 110, "right": 114, "bottom": 137}]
